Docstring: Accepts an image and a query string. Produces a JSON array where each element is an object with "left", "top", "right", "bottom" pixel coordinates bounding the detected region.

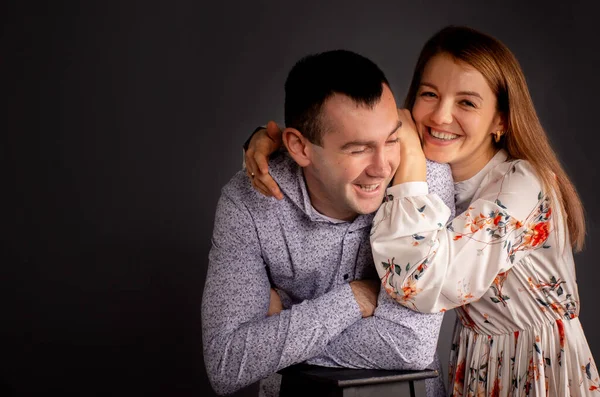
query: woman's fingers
[
  {"left": 396, "top": 108, "right": 423, "bottom": 152},
  {"left": 252, "top": 177, "right": 273, "bottom": 198},
  {"left": 243, "top": 122, "right": 284, "bottom": 199},
  {"left": 252, "top": 151, "right": 283, "bottom": 199}
]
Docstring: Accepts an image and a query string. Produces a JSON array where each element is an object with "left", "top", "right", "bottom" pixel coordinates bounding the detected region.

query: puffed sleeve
[{"left": 371, "top": 160, "right": 553, "bottom": 313}]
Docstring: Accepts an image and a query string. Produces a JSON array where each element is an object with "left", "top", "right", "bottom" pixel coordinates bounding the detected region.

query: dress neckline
[{"left": 454, "top": 150, "right": 508, "bottom": 215}]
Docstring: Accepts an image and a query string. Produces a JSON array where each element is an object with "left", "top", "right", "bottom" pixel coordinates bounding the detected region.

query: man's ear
[{"left": 282, "top": 128, "right": 312, "bottom": 167}]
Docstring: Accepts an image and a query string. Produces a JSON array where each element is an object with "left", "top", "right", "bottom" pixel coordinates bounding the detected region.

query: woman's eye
[
  {"left": 461, "top": 100, "right": 476, "bottom": 108},
  {"left": 386, "top": 138, "right": 400, "bottom": 145},
  {"left": 420, "top": 91, "right": 437, "bottom": 98},
  {"left": 351, "top": 148, "right": 367, "bottom": 154}
]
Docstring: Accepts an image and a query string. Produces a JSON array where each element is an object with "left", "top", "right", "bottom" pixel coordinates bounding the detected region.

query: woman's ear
[
  {"left": 282, "top": 128, "right": 312, "bottom": 167},
  {"left": 489, "top": 113, "right": 507, "bottom": 142},
  {"left": 495, "top": 113, "right": 507, "bottom": 134}
]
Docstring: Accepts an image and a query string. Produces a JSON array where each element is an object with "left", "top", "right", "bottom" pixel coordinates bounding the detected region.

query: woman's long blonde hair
[{"left": 404, "top": 26, "right": 585, "bottom": 251}]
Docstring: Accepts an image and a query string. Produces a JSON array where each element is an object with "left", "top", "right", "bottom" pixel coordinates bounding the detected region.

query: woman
[{"left": 245, "top": 26, "right": 597, "bottom": 396}]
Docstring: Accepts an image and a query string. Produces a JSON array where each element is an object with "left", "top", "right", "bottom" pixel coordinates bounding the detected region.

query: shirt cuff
[
  {"left": 312, "top": 283, "right": 362, "bottom": 338},
  {"left": 386, "top": 181, "right": 429, "bottom": 199}
]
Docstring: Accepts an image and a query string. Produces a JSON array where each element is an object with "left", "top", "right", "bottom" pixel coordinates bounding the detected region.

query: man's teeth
[
  {"left": 359, "top": 184, "right": 379, "bottom": 192},
  {"left": 430, "top": 129, "right": 458, "bottom": 140}
]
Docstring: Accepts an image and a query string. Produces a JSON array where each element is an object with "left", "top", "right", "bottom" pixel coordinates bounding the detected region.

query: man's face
[{"left": 304, "top": 84, "right": 401, "bottom": 221}]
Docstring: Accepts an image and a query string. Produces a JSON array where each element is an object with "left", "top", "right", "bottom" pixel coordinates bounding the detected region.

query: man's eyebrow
[
  {"left": 339, "top": 120, "right": 402, "bottom": 150},
  {"left": 420, "top": 82, "right": 483, "bottom": 100}
]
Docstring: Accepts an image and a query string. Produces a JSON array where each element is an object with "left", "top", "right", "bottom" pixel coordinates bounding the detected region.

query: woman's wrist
[{"left": 392, "top": 152, "right": 427, "bottom": 185}]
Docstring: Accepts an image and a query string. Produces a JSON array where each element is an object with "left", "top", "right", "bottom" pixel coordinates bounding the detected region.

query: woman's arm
[{"left": 371, "top": 160, "right": 552, "bottom": 313}]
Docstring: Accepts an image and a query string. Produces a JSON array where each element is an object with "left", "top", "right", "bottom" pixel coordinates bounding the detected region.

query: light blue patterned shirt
[{"left": 202, "top": 153, "right": 455, "bottom": 396}]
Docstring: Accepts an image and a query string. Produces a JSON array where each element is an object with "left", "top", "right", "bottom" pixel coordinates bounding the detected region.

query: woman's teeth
[{"left": 430, "top": 129, "right": 459, "bottom": 140}]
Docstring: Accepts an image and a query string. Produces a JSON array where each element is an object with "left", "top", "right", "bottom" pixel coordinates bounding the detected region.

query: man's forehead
[
  {"left": 320, "top": 95, "right": 398, "bottom": 140},
  {"left": 320, "top": 118, "right": 401, "bottom": 149}
]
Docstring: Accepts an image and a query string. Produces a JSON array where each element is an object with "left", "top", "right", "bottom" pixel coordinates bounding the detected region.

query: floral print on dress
[
  {"left": 380, "top": 257, "right": 427, "bottom": 308},
  {"left": 583, "top": 358, "right": 600, "bottom": 392},
  {"left": 489, "top": 271, "right": 511, "bottom": 306},
  {"left": 371, "top": 154, "right": 598, "bottom": 396}
]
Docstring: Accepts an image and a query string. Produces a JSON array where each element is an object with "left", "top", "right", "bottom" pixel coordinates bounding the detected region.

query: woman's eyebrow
[{"left": 420, "top": 82, "right": 483, "bottom": 100}]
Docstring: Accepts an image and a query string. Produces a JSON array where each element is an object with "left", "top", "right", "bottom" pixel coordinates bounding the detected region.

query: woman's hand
[
  {"left": 244, "top": 121, "right": 284, "bottom": 199},
  {"left": 396, "top": 108, "right": 424, "bottom": 155},
  {"left": 393, "top": 109, "right": 427, "bottom": 185}
]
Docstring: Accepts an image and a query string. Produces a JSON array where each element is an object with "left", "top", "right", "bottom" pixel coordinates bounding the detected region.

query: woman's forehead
[{"left": 421, "top": 54, "right": 494, "bottom": 97}]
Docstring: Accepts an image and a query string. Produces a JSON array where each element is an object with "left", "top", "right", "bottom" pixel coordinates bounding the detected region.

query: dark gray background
[{"left": 3, "top": 1, "right": 598, "bottom": 396}]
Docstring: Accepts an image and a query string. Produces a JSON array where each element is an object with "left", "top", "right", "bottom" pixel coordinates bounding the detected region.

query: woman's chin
[{"left": 424, "top": 150, "right": 452, "bottom": 164}]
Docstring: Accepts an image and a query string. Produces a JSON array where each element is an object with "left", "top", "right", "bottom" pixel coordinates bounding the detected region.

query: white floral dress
[{"left": 371, "top": 150, "right": 598, "bottom": 396}]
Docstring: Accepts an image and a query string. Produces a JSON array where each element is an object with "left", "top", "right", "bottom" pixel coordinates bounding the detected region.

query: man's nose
[{"left": 366, "top": 149, "right": 390, "bottom": 178}]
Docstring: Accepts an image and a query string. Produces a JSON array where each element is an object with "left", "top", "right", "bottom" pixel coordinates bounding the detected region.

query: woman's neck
[{"left": 451, "top": 147, "right": 499, "bottom": 182}]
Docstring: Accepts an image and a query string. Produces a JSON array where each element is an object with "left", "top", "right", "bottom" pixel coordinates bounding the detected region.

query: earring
[{"left": 493, "top": 130, "right": 504, "bottom": 143}]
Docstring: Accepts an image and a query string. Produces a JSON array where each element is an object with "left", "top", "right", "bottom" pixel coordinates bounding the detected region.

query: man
[{"left": 202, "top": 50, "right": 455, "bottom": 397}]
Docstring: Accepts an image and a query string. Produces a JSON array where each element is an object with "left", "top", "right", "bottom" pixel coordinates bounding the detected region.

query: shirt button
[{"left": 343, "top": 274, "right": 349, "bottom": 280}]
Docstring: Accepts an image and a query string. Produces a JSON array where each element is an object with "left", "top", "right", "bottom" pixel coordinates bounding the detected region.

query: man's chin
[{"left": 352, "top": 197, "right": 385, "bottom": 215}]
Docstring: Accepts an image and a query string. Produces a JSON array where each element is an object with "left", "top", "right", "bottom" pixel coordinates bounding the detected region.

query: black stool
[{"left": 278, "top": 364, "right": 438, "bottom": 397}]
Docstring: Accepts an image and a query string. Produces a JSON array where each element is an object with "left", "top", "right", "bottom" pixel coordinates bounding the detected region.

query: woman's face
[{"left": 411, "top": 53, "right": 504, "bottom": 182}]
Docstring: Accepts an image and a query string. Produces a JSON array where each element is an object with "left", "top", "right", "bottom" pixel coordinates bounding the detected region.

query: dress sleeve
[{"left": 370, "top": 160, "right": 553, "bottom": 313}]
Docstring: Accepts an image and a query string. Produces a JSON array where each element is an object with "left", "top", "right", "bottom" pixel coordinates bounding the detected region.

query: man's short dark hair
[{"left": 284, "top": 49, "right": 390, "bottom": 146}]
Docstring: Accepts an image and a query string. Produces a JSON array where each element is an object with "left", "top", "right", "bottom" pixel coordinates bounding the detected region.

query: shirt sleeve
[
  {"left": 370, "top": 160, "right": 552, "bottom": 313},
  {"left": 202, "top": 189, "right": 362, "bottom": 395},
  {"left": 305, "top": 288, "right": 443, "bottom": 370}
]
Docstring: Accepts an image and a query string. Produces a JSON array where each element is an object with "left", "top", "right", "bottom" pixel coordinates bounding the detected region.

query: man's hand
[
  {"left": 245, "top": 121, "right": 284, "bottom": 200},
  {"left": 266, "top": 288, "right": 283, "bottom": 316},
  {"left": 349, "top": 279, "right": 380, "bottom": 318}
]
